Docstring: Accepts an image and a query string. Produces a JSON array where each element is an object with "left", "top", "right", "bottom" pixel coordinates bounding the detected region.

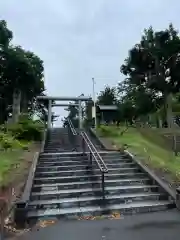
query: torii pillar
[{"left": 48, "top": 99, "right": 52, "bottom": 129}]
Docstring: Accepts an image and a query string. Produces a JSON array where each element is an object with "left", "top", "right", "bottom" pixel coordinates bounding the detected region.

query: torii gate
[{"left": 37, "top": 95, "right": 92, "bottom": 129}]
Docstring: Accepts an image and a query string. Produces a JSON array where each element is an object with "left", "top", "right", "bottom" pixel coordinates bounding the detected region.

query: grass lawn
[
  {"left": 97, "top": 125, "right": 180, "bottom": 181},
  {"left": 0, "top": 140, "right": 32, "bottom": 187},
  {"left": 0, "top": 150, "right": 23, "bottom": 186}
]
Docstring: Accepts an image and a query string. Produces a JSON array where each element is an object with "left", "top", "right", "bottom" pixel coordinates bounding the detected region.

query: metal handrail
[
  {"left": 67, "top": 118, "right": 108, "bottom": 173},
  {"left": 80, "top": 131, "right": 108, "bottom": 197},
  {"left": 81, "top": 131, "right": 108, "bottom": 173},
  {"left": 67, "top": 118, "right": 77, "bottom": 135},
  {"left": 67, "top": 118, "right": 108, "bottom": 196},
  {"left": 67, "top": 118, "right": 78, "bottom": 150}
]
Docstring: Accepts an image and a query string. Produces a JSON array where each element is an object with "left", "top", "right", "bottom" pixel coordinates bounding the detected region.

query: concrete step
[
  {"left": 30, "top": 185, "right": 159, "bottom": 200},
  {"left": 34, "top": 167, "right": 141, "bottom": 177},
  {"left": 39, "top": 153, "right": 86, "bottom": 158},
  {"left": 39, "top": 152, "right": 128, "bottom": 158},
  {"left": 44, "top": 145, "right": 72, "bottom": 147},
  {"left": 38, "top": 155, "right": 129, "bottom": 161},
  {"left": 37, "top": 159, "right": 130, "bottom": 166},
  {"left": 101, "top": 155, "right": 128, "bottom": 159},
  {"left": 37, "top": 161, "right": 90, "bottom": 166},
  {"left": 28, "top": 192, "right": 168, "bottom": 210},
  {"left": 44, "top": 146, "right": 72, "bottom": 149},
  {"left": 99, "top": 152, "right": 127, "bottom": 157},
  {"left": 32, "top": 178, "right": 152, "bottom": 191},
  {"left": 39, "top": 156, "right": 85, "bottom": 160},
  {"left": 27, "top": 200, "right": 174, "bottom": 219},
  {"left": 45, "top": 142, "right": 70, "bottom": 144},
  {"left": 37, "top": 159, "right": 133, "bottom": 167},
  {"left": 39, "top": 157, "right": 127, "bottom": 163},
  {"left": 36, "top": 162, "right": 136, "bottom": 171},
  {"left": 43, "top": 149, "right": 72, "bottom": 152},
  {"left": 38, "top": 157, "right": 88, "bottom": 162},
  {"left": 34, "top": 172, "right": 148, "bottom": 184},
  {"left": 45, "top": 144, "right": 71, "bottom": 148}
]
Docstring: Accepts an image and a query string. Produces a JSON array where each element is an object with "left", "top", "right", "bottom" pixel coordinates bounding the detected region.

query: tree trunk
[
  {"left": 12, "top": 89, "right": 21, "bottom": 124},
  {"left": 0, "top": 101, "right": 8, "bottom": 124},
  {"left": 157, "top": 115, "right": 162, "bottom": 128},
  {"left": 165, "top": 93, "right": 173, "bottom": 129},
  {"left": 148, "top": 114, "right": 154, "bottom": 126},
  {"left": 21, "top": 92, "right": 28, "bottom": 113}
]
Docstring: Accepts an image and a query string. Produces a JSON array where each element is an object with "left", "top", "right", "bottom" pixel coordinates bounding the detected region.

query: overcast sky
[{"left": 0, "top": 0, "right": 179, "bottom": 124}]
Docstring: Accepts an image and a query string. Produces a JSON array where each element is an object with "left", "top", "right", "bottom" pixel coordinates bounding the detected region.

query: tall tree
[
  {"left": 65, "top": 102, "right": 80, "bottom": 128},
  {"left": 0, "top": 20, "right": 45, "bottom": 124},
  {"left": 0, "top": 20, "right": 13, "bottom": 123},
  {"left": 97, "top": 85, "right": 117, "bottom": 105},
  {"left": 121, "top": 24, "right": 180, "bottom": 128}
]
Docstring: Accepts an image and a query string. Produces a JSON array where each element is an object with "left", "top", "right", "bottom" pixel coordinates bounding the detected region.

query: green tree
[
  {"left": 121, "top": 24, "right": 180, "bottom": 128},
  {"left": 0, "top": 20, "right": 13, "bottom": 123},
  {"left": 97, "top": 85, "right": 117, "bottom": 105},
  {"left": 67, "top": 104, "right": 79, "bottom": 119},
  {"left": 0, "top": 20, "right": 45, "bottom": 124}
]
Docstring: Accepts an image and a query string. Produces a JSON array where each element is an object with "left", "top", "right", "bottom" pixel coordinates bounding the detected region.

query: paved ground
[{"left": 19, "top": 210, "right": 180, "bottom": 240}]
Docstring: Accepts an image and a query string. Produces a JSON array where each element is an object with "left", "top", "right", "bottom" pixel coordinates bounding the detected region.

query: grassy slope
[
  {"left": 0, "top": 141, "right": 32, "bottom": 186},
  {"left": 97, "top": 126, "right": 180, "bottom": 181},
  {"left": 0, "top": 119, "right": 44, "bottom": 187}
]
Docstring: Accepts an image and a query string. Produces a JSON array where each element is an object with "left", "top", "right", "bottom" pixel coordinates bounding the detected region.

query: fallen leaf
[
  {"left": 37, "top": 220, "right": 57, "bottom": 228},
  {"left": 109, "top": 212, "right": 121, "bottom": 219}
]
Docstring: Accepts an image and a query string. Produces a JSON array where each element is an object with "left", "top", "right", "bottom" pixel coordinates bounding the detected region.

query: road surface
[{"left": 20, "top": 209, "right": 180, "bottom": 240}]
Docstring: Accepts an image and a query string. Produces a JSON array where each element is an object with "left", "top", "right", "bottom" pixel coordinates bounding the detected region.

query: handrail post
[
  {"left": 74, "top": 133, "right": 77, "bottom": 151},
  {"left": 82, "top": 136, "right": 85, "bottom": 153},
  {"left": 90, "top": 151, "right": 92, "bottom": 165},
  {"left": 72, "top": 128, "right": 75, "bottom": 150},
  {"left": 102, "top": 172, "right": 105, "bottom": 199},
  {"left": 67, "top": 121, "right": 72, "bottom": 147}
]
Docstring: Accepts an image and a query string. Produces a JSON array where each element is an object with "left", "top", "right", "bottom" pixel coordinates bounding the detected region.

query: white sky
[{"left": 1, "top": 0, "right": 179, "bottom": 125}]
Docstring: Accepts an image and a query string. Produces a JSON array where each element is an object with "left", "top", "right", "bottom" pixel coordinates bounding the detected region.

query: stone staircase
[
  {"left": 85, "top": 128, "right": 105, "bottom": 151},
  {"left": 44, "top": 128, "right": 74, "bottom": 153},
  {"left": 25, "top": 126, "right": 175, "bottom": 221}
]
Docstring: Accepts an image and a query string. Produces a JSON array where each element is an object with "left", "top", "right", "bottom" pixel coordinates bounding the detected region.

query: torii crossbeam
[{"left": 37, "top": 95, "right": 92, "bottom": 128}]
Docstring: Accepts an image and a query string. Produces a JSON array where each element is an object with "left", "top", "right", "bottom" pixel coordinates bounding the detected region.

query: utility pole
[
  {"left": 92, "top": 78, "right": 97, "bottom": 128},
  {"left": 78, "top": 100, "right": 82, "bottom": 129}
]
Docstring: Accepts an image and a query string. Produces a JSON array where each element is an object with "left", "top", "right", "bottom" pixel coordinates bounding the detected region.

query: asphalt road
[{"left": 20, "top": 210, "right": 180, "bottom": 240}]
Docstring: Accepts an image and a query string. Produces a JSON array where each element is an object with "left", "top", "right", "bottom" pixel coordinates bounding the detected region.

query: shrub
[
  {"left": 0, "top": 124, "right": 6, "bottom": 132},
  {"left": 98, "top": 125, "right": 119, "bottom": 137},
  {"left": 8, "top": 115, "right": 44, "bottom": 141},
  {"left": 0, "top": 132, "right": 23, "bottom": 150}
]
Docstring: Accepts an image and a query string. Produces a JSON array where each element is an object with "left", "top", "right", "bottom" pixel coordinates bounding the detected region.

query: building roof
[{"left": 97, "top": 105, "right": 118, "bottom": 111}]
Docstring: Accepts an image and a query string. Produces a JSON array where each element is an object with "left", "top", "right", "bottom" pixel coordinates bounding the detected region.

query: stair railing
[
  {"left": 67, "top": 118, "right": 78, "bottom": 150},
  {"left": 80, "top": 131, "right": 108, "bottom": 197},
  {"left": 67, "top": 118, "right": 108, "bottom": 197}
]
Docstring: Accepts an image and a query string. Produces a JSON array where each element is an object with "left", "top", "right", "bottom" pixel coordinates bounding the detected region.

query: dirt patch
[{"left": 0, "top": 143, "right": 41, "bottom": 239}]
